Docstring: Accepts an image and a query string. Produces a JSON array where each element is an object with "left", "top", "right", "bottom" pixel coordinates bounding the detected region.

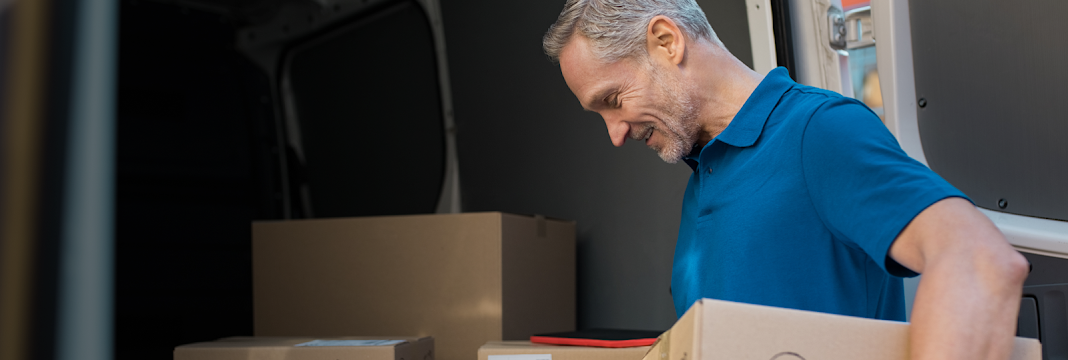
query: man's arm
[{"left": 890, "top": 197, "right": 1029, "bottom": 360}]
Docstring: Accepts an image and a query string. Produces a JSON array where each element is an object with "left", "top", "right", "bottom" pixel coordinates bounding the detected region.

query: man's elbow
[
  {"left": 977, "top": 240, "right": 1029, "bottom": 291},
  {"left": 965, "top": 211, "right": 1029, "bottom": 289},
  {"left": 1002, "top": 249, "right": 1030, "bottom": 287}
]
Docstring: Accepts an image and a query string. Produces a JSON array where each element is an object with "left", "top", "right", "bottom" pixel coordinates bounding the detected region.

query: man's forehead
[
  {"left": 558, "top": 36, "right": 598, "bottom": 105},
  {"left": 560, "top": 36, "right": 626, "bottom": 107},
  {"left": 560, "top": 34, "right": 594, "bottom": 62},
  {"left": 559, "top": 36, "right": 597, "bottom": 81}
]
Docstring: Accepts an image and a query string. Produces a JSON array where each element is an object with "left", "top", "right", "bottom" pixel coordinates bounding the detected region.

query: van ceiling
[{"left": 163, "top": 0, "right": 323, "bottom": 25}]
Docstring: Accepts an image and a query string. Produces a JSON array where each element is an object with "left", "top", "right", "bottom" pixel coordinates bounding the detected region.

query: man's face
[{"left": 559, "top": 35, "right": 701, "bottom": 163}]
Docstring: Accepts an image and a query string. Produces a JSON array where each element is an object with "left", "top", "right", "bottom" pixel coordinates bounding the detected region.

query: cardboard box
[
  {"left": 253, "top": 212, "right": 576, "bottom": 360},
  {"left": 643, "top": 299, "right": 1042, "bottom": 360},
  {"left": 478, "top": 341, "right": 650, "bottom": 360},
  {"left": 174, "top": 336, "right": 433, "bottom": 360}
]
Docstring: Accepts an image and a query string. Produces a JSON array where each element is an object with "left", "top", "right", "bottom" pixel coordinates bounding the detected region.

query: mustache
[{"left": 629, "top": 124, "right": 655, "bottom": 140}]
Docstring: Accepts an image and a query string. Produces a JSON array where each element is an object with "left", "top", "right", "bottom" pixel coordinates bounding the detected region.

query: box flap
[
  {"left": 175, "top": 336, "right": 434, "bottom": 360},
  {"left": 645, "top": 299, "right": 1042, "bottom": 360},
  {"left": 176, "top": 336, "right": 428, "bottom": 349},
  {"left": 479, "top": 341, "right": 649, "bottom": 360}
]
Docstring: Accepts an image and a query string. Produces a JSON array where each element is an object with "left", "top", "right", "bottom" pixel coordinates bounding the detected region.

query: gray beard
[{"left": 646, "top": 64, "right": 701, "bottom": 164}]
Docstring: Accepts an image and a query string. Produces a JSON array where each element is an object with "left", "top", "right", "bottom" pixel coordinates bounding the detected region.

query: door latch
[{"left": 844, "top": 6, "right": 874, "bottom": 49}]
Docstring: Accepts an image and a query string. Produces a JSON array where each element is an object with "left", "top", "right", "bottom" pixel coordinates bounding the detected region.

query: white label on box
[
  {"left": 295, "top": 340, "right": 406, "bottom": 347},
  {"left": 488, "top": 355, "right": 551, "bottom": 360}
]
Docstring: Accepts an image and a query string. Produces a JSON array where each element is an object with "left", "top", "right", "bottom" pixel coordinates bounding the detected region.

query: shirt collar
[
  {"left": 711, "top": 67, "right": 794, "bottom": 148},
  {"left": 682, "top": 67, "right": 794, "bottom": 171}
]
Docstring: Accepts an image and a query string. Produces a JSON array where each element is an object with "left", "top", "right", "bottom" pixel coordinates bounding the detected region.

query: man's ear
[{"left": 646, "top": 15, "right": 686, "bottom": 66}]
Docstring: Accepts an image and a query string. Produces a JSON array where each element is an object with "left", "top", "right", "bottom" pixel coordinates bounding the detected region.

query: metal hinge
[
  {"left": 828, "top": 6, "right": 847, "bottom": 50},
  {"left": 830, "top": 5, "right": 875, "bottom": 50}
]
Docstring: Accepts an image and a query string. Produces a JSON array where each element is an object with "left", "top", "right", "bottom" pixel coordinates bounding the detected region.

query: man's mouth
[{"left": 632, "top": 127, "right": 655, "bottom": 144}]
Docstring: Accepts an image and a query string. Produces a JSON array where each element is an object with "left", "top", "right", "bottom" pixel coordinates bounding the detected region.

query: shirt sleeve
[{"left": 800, "top": 97, "right": 968, "bottom": 277}]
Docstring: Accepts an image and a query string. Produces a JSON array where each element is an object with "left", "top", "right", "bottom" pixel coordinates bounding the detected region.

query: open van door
[
  {"left": 752, "top": 0, "right": 1068, "bottom": 357},
  {"left": 873, "top": 1, "right": 1068, "bottom": 357},
  {"left": 750, "top": 0, "right": 1068, "bottom": 357}
]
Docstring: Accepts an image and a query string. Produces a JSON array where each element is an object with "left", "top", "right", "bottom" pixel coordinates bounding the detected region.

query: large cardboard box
[
  {"left": 253, "top": 212, "right": 576, "bottom": 360},
  {"left": 643, "top": 299, "right": 1043, "bottom": 360},
  {"left": 478, "top": 341, "right": 650, "bottom": 360},
  {"left": 174, "top": 336, "right": 433, "bottom": 360}
]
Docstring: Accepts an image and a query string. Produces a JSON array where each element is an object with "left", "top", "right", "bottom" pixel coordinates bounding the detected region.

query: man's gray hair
[{"left": 543, "top": 0, "right": 719, "bottom": 63}]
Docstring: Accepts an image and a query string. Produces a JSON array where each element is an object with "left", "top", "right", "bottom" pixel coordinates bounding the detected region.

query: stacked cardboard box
[
  {"left": 174, "top": 336, "right": 433, "bottom": 360},
  {"left": 643, "top": 299, "right": 1042, "bottom": 360},
  {"left": 252, "top": 212, "right": 576, "bottom": 360},
  {"left": 478, "top": 341, "right": 650, "bottom": 360}
]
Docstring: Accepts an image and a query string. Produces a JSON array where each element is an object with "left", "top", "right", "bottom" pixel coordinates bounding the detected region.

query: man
[{"left": 542, "top": 1, "right": 1028, "bottom": 359}]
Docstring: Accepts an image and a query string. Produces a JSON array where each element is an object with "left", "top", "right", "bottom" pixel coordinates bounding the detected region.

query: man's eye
[{"left": 608, "top": 95, "right": 620, "bottom": 107}]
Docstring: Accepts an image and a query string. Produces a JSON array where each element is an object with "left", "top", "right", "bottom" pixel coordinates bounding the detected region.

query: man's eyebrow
[{"left": 582, "top": 85, "right": 616, "bottom": 111}]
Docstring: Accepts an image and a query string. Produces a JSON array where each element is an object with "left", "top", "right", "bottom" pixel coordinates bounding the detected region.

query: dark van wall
[
  {"left": 114, "top": 2, "right": 281, "bottom": 358},
  {"left": 440, "top": 0, "right": 752, "bottom": 330}
]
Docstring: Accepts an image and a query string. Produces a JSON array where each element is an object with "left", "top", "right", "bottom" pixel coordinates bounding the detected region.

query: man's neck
[{"left": 684, "top": 42, "right": 764, "bottom": 148}]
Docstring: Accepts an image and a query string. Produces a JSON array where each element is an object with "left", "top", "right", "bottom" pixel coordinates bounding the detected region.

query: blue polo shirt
[{"left": 671, "top": 67, "right": 966, "bottom": 321}]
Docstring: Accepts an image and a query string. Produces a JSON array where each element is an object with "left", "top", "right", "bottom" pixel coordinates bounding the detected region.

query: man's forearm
[
  {"left": 890, "top": 198, "right": 1030, "bottom": 360},
  {"left": 908, "top": 243, "right": 1027, "bottom": 360}
]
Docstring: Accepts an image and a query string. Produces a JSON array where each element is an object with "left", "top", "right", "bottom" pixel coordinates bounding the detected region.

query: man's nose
[{"left": 604, "top": 115, "right": 629, "bottom": 147}]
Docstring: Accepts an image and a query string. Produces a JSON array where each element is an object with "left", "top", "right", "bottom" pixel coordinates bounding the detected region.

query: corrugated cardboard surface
[
  {"left": 478, "top": 341, "right": 649, "bottom": 360},
  {"left": 644, "top": 299, "right": 1043, "bottom": 360},
  {"left": 174, "top": 336, "right": 433, "bottom": 360},
  {"left": 501, "top": 214, "right": 576, "bottom": 340},
  {"left": 253, "top": 212, "right": 575, "bottom": 360}
]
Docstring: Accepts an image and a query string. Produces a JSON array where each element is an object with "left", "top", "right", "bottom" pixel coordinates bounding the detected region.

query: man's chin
[
  {"left": 655, "top": 147, "right": 684, "bottom": 164},
  {"left": 648, "top": 132, "right": 694, "bottom": 164},
  {"left": 659, "top": 156, "right": 681, "bottom": 164}
]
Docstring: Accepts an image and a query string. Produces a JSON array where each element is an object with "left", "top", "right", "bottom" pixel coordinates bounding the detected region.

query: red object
[
  {"left": 842, "top": 0, "right": 870, "bottom": 11},
  {"left": 528, "top": 336, "right": 657, "bottom": 348}
]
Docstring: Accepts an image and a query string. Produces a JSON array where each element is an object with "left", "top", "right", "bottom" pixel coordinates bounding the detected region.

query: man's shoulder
[
  {"left": 786, "top": 85, "right": 870, "bottom": 114},
  {"left": 768, "top": 84, "right": 854, "bottom": 119},
  {"left": 765, "top": 84, "right": 875, "bottom": 136},
  {"left": 778, "top": 86, "right": 879, "bottom": 130}
]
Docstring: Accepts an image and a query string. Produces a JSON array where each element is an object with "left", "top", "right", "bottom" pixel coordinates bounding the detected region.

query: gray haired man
[{"left": 543, "top": 1, "right": 1028, "bottom": 359}]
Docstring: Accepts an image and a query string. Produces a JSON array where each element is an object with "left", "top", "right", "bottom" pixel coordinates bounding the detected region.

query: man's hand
[{"left": 890, "top": 197, "right": 1029, "bottom": 360}]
